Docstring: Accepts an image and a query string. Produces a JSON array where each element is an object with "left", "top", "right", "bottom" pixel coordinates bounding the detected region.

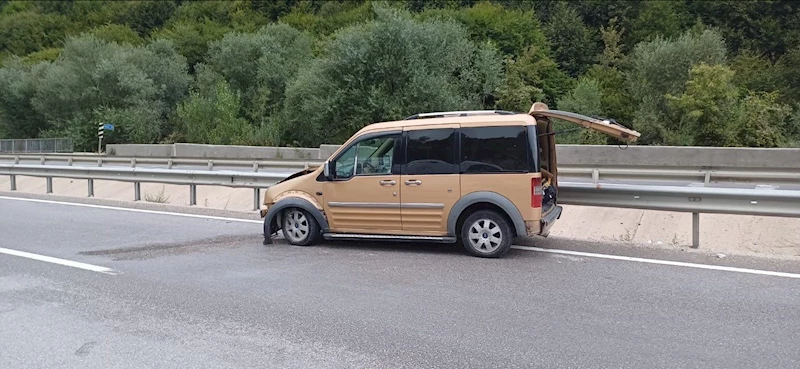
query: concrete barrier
[
  {"left": 556, "top": 145, "right": 800, "bottom": 168},
  {"left": 105, "top": 143, "right": 800, "bottom": 169},
  {"left": 106, "top": 144, "right": 174, "bottom": 157},
  {"left": 173, "top": 143, "right": 318, "bottom": 160}
]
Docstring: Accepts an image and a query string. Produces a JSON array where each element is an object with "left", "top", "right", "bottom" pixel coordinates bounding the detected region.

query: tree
[
  {"left": 629, "top": 29, "right": 728, "bottom": 144},
  {"left": 496, "top": 45, "right": 571, "bottom": 111},
  {"left": 206, "top": 23, "right": 313, "bottom": 123},
  {"left": 177, "top": 76, "right": 251, "bottom": 145},
  {"left": 420, "top": 1, "right": 550, "bottom": 57},
  {"left": 29, "top": 35, "right": 190, "bottom": 150},
  {"left": 627, "top": 0, "right": 685, "bottom": 45},
  {"left": 280, "top": 4, "right": 503, "bottom": 146},
  {"left": 733, "top": 92, "right": 789, "bottom": 148},
  {"left": 666, "top": 63, "right": 739, "bottom": 146},
  {"left": 556, "top": 77, "right": 607, "bottom": 144},
  {"left": 542, "top": 1, "right": 598, "bottom": 77}
]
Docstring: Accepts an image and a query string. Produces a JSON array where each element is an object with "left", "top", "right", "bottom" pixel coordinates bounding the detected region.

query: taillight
[{"left": 531, "top": 177, "right": 543, "bottom": 208}]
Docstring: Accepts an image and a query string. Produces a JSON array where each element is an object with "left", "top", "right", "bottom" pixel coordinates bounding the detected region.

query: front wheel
[
  {"left": 461, "top": 210, "right": 512, "bottom": 258},
  {"left": 281, "top": 208, "right": 319, "bottom": 246}
]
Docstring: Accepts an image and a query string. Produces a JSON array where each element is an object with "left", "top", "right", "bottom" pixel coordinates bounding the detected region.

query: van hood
[{"left": 275, "top": 167, "right": 318, "bottom": 185}]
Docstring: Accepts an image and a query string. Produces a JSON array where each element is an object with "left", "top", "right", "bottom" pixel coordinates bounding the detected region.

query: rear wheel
[
  {"left": 461, "top": 210, "right": 512, "bottom": 258},
  {"left": 281, "top": 208, "right": 319, "bottom": 246}
]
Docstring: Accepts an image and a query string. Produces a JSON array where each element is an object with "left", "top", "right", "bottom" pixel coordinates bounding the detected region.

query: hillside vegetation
[{"left": 1, "top": 0, "right": 798, "bottom": 150}]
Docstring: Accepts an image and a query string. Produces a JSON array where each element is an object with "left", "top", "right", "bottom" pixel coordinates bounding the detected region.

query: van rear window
[{"left": 459, "top": 126, "right": 528, "bottom": 173}]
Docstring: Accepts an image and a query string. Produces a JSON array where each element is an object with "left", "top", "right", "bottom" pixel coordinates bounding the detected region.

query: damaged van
[{"left": 260, "top": 102, "right": 640, "bottom": 258}]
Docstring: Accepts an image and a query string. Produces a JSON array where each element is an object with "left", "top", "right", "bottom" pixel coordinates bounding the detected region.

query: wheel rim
[
  {"left": 284, "top": 209, "right": 309, "bottom": 243},
  {"left": 467, "top": 219, "right": 502, "bottom": 253}
]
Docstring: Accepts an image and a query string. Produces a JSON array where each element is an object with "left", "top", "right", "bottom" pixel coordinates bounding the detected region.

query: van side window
[
  {"left": 405, "top": 128, "right": 456, "bottom": 175},
  {"left": 332, "top": 133, "right": 399, "bottom": 179},
  {"left": 460, "top": 126, "right": 528, "bottom": 173}
]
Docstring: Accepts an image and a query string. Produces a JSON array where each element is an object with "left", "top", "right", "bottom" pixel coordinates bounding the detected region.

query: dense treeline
[{"left": 0, "top": 0, "right": 798, "bottom": 150}]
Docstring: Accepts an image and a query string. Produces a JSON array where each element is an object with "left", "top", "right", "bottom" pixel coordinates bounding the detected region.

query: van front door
[
  {"left": 323, "top": 132, "right": 403, "bottom": 234},
  {"left": 400, "top": 125, "right": 461, "bottom": 235}
]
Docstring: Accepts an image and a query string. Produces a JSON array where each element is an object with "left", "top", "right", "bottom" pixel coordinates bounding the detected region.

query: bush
[{"left": 279, "top": 4, "right": 503, "bottom": 146}]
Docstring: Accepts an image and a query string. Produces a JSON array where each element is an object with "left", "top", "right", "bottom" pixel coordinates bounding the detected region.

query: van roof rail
[{"left": 403, "top": 110, "right": 516, "bottom": 120}]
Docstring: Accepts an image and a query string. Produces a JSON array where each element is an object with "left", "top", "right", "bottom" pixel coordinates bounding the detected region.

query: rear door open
[{"left": 528, "top": 102, "right": 640, "bottom": 142}]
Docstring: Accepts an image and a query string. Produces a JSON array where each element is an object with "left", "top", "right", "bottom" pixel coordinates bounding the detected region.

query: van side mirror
[{"left": 323, "top": 161, "right": 331, "bottom": 179}]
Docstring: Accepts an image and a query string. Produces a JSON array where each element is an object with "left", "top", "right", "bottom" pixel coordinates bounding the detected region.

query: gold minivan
[{"left": 260, "top": 103, "right": 640, "bottom": 257}]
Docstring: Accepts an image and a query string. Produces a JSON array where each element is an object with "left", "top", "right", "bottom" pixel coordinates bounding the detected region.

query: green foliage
[
  {"left": 421, "top": 1, "right": 549, "bottom": 57},
  {"left": 3, "top": 0, "right": 800, "bottom": 148},
  {"left": 16, "top": 35, "right": 190, "bottom": 149},
  {"left": 178, "top": 78, "right": 251, "bottom": 145},
  {"left": 733, "top": 92, "right": 790, "bottom": 148},
  {"left": 556, "top": 77, "right": 607, "bottom": 144},
  {"left": 776, "top": 47, "right": 800, "bottom": 104},
  {"left": 279, "top": 0, "right": 373, "bottom": 35},
  {"left": 630, "top": 29, "right": 728, "bottom": 144},
  {"left": 280, "top": 5, "right": 503, "bottom": 146},
  {"left": 730, "top": 50, "right": 782, "bottom": 95},
  {"left": 542, "top": 1, "right": 598, "bottom": 77},
  {"left": 0, "top": 11, "right": 69, "bottom": 55},
  {"left": 206, "top": 23, "right": 313, "bottom": 123},
  {"left": 496, "top": 46, "right": 572, "bottom": 111},
  {"left": 21, "top": 47, "right": 61, "bottom": 65},
  {"left": 667, "top": 63, "right": 739, "bottom": 146},
  {"left": 89, "top": 24, "right": 143, "bottom": 45},
  {"left": 152, "top": 20, "right": 230, "bottom": 71},
  {"left": 627, "top": 0, "right": 685, "bottom": 45}
]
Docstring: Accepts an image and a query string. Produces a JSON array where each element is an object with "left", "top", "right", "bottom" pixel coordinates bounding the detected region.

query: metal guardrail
[
  {"left": 3, "top": 154, "right": 800, "bottom": 184},
  {"left": 3, "top": 163, "right": 800, "bottom": 249},
  {"left": 0, "top": 139, "right": 73, "bottom": 153},
  {"left": 1, "top": 164, "right": 286, "bottom": 210}
]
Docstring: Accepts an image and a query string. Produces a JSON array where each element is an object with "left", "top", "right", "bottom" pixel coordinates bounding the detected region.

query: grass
[{"left": 144, "top": 186, "right": 170, "bottom": 203}]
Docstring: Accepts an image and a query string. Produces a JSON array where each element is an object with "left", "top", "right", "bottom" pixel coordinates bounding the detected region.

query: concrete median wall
[
  {"left": 556, "top": 145, "right": 800, "bottom": 168},
  {"left": 105, "top": 143, "right": 800, "bottom": 168}
]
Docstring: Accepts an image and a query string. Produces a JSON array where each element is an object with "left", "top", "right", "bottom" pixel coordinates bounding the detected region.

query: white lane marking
[
  {"left": 3, "top": 196, "right": 799, "bottom": 279},
  {"left": 0, "top": 196, "right": 262, "bottom": 224},
  {"left": 512, "top": 246, "right": 800, "bottom": 280},
  {"left": 0, "top": 247, "right": 120, "bottom": 275}
]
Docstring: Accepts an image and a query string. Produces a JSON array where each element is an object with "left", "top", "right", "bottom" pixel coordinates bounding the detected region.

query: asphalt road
[{"left": 2, "top": 196, "right": 800, "bottom": 368}]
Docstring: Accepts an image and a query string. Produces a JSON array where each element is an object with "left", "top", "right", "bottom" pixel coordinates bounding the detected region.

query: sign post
[{"left": 97, "top": 123, "right": 114, "bottom": 153}]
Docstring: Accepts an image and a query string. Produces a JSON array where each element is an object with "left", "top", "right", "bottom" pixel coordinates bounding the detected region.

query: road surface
[{"left": 1, "top": 195, "right": 800, "bottom": 368}]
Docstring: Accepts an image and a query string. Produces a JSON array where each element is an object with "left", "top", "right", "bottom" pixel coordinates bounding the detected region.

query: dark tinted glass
[
  {"left": 460, "top": 126, "right": 528, "bottom": 173},
  {"left": 405, "top": 129, "right": 456, "bottom": 175}
]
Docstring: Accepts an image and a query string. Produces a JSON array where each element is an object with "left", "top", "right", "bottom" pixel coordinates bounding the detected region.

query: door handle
[
  {"left": 404, "top": 179, "right": 422, "bottom": 186},
  {"left": 379, "top": 180, "right": 396, "bottom": 186}
]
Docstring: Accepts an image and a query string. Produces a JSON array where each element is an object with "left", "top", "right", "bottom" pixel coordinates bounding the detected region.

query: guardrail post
[
  {"left": 253, "top": 188, "right": 260, "bottom": 211},
  {"left": 189, "top": 185, "right": 197, "bottom": 206},
  {"left": 134, "top": 182, "right": 141, "bottom": 201},
  {"left": 46, "top": 177, "right": 53, "bottom": 194},
  {"left": 131, "top": 158, "right": 136, "bottom": 168},
  {"left": 14, "top": 155, "right": 19, "bottom": 164},
  {"left": 9, "top": 175, "right": 16, "bottom": 191},
  {"left": 97, "top": 158, "right": 103, "bottom": 167},
  {"left": 68, "top": 157, "right": 73, "bottom": 166},
  {"left": 207, "top": 160, "right": 214, "bottom": 171},
  {"left": 40, "top": 155, "right": 45, "bottom": 165},
  {"left": 691, "top": 212, "right": 700, "bottom": 249},
  {"left": 252, "top": 162, "right": 259, "bottom": 172},
  {"left": 87, "top": 179, "right": 94, "bottom": 197},
  {"left": 167, "top": 159, "right": 173, "bottom": 169},
  {"left": 592, "top": 169, "right": 599, "bottom": 184},
  {"left": 704, "top": 172, "right": 711, "bottom": 185}
]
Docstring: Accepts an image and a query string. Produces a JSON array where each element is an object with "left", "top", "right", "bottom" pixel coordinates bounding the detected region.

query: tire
[
  {"left": 281, "top": 208, "right": 319, "bottom": 246},
  {"left": 460, "top": 210, "right": 513, "bottom": 258}
]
